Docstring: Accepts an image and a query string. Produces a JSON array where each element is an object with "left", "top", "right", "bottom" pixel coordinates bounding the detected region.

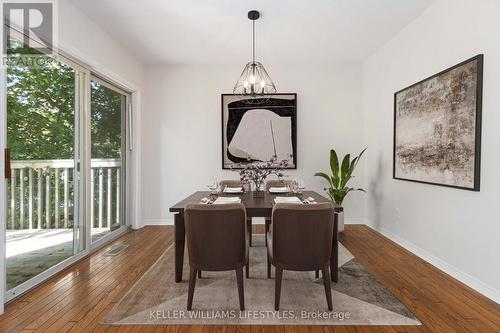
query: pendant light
[{"left": 233, "top": 10, "right": 276, "bottom": 103}]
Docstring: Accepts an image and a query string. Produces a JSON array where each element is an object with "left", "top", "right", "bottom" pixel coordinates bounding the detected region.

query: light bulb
[
  {"left": 250, "top": 75, "right": 256, "bottom": 84},
  {"left": 244, "top": 81, "right": 249, "bottom": 88},
  {"left": 260, "top": 80, "right": 265, "bottom": 88}
]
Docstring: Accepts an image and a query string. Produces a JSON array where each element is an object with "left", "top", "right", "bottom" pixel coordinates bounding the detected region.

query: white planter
[{"left": 337, "top": 210, "right": 345, "bottom": 232}]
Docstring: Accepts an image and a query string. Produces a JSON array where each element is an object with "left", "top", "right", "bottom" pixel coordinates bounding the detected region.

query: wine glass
[
  {"left": 289, "top": 178, "right": 298, "bottom": 195},
  {"left": 297, "top": 178, "right": 306, "bottom": 194},
  {"left": 207, "top": 177, "right": 218, "bottom": 195}
]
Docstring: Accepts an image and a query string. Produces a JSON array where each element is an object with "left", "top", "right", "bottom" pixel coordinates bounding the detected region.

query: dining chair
[
  {"left": 267, "top": 202, "right": 335, "bottom": 311},
  {"left": 219, "top": 179, "right": 243, "bottom": 189},
  {"left": 219, "top": 180, "right": 254, "bottom": 246},
  {"left": 185, "top": 203, "right": 249, "bottom": 311},
  {"left": 264, "top": 179, "right": 294, "bottom": 247}
]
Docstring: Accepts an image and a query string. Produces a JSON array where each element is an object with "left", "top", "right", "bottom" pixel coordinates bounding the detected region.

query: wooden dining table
[{"left": 169, "top": 190, "right": 338, "bottom": 283}]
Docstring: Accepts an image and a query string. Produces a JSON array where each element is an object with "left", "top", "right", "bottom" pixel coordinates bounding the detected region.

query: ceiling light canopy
[{"left": 233, "top": 10, "right": 276, "bottom": 103}]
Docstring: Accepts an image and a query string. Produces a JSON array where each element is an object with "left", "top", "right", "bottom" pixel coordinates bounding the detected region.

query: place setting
[
  {"left": 200, "top": 177, "right": 244, "bottom": 204},
  {"left": 268, "top": 178, "right": 318, "bottom": 205}
]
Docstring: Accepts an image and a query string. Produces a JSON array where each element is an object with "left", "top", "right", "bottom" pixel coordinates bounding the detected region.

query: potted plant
[{"left": 314, "top": 148, "right": 366, "bottom": 232}]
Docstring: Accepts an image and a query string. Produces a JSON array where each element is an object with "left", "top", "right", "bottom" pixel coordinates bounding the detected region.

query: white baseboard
[
  {"left": 368, "top": 224, "right": 500, "bottom": 305},
  {"left": 345, "top": 218, "right": 367, "bottom": 225},
  {"left": 142, "top": 218, "right": 174, "bottom": 225}
]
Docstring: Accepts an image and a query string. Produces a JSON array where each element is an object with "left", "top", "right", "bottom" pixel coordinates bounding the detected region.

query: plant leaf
[
  {"left": 340, "top": 154, "right": 350, "bottom": 180},
  {"left": 331, "top": 175, "right": 340, "bottom": 188},
  {"left": 340, "top": 175, "right": 352, "bottom": 189},
  {"left": 314, "top": 172, "right": 333, "bottom": 188},
  {"left": 330, "top": 149, "right": 339, "bottom": 177},
  {"left": 354, "top": 147, "right": 367, "bottom": 169}
]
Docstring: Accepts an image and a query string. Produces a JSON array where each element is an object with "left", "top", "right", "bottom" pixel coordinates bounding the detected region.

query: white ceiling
[{"left": 69, "top": 0, "right": 434, "bottom": 65}]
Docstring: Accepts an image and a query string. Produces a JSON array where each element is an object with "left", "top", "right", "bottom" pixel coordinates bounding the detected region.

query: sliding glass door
[
  {"left": 4, "top": 40, "right": 131, "bottom": 299},
  {"left": 5, "top": 38, "right": 84, "bottom": 292},
  {"left": 90, "top": 77, "right": 127, "bottom": 243}
]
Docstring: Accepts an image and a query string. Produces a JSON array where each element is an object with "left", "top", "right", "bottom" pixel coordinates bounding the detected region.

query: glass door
[
  {"left": 89, "top": 76, "right": 127, "bottom": 243},
  {"left": 5, "top": 38, "right": 84, "bottom": 292}
]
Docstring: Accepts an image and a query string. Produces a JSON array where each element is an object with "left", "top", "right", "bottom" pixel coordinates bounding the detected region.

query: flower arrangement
[{"left": 230, "top": 155, "right": 291, "bottom": 193}]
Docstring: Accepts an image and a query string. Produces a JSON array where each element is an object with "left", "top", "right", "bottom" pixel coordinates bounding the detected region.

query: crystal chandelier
[{"left": 233, "top": 10, "right": 276, "bottom": 103}]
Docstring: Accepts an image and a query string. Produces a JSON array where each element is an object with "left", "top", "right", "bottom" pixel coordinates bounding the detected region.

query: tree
[
  {"left": 7, "top": 39, "right": 122, "bottom": 160},
  {"left": 7, "top": 40, "right": 76, "bottom": 160}
]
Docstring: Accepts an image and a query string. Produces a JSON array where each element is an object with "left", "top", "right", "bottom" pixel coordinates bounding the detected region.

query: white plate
[
  {"left": 269, "top": 187, "right": 289, "bottom": 193},
  {"left": 213, "top": 197, "right": 242, "bottom": 205},
  {"left": 274, "top": 196, "right": 302, "bottom": 204},
  {"left": 223, "top": 187, "right": 243, "bottom": 193}
]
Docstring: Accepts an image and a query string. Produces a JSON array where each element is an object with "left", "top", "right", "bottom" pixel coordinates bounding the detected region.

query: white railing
[{"left": 7, "top": 159, "right": 121, "bottom": 230}]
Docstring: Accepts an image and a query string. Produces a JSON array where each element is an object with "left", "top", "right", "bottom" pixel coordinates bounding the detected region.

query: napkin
[
  {"left": 223, "top": 187, "right": 243, "bottom": 193},
  {"left": 269, "top": 186, "right": 289, "bottom": 193},
  {"left": 274, "top": 196, "right": 302, "bottom": 204},
  {"left": 213, "top": 197, "right": 242, "bottom": 205}
]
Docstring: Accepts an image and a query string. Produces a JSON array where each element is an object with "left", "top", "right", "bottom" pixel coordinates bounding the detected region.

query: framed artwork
[
  {"left": 393, "top": 55, "right": 483, "bottom": 191},
  {"left": 221, "top": 93, "right": 297, "bottom": 169}
]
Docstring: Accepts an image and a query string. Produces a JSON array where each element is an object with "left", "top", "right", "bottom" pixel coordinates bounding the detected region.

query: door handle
[{"left": 4, "top": 148, "right": 11, "bottom": 179}]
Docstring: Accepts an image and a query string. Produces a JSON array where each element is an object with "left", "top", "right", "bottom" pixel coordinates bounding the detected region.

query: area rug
[{"left": 104, "top": 236, "right": 420, "bottom": 325}]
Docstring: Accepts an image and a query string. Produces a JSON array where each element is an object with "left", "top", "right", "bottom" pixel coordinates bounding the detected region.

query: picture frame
[
  {"left": 221, "top": 93, "right": 297, "bottom": 169},
  {"left": 393, "top": 55, "right": 483, "bottom": 191}
]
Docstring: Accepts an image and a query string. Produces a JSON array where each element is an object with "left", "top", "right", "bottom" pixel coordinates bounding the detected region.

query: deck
[{"left": 6, "top": 228, "right": 109, "bottom": 290}]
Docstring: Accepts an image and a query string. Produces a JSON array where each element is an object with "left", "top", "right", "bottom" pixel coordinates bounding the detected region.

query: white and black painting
[
  {"left": 394, "top": 55, "right": 483, "bottom": 191},
  {"left": 222, "top": 94, "right": 297, "bottom": 169}
]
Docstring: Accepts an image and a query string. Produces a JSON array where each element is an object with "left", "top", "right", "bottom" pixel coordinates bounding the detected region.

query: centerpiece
[{"left": 231, "top": 155, "right": 291, "bottom": 197}]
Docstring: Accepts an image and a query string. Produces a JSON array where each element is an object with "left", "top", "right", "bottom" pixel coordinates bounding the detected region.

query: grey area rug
[{"left": 104, "top": 235, "right": 420, "bottom": 325}]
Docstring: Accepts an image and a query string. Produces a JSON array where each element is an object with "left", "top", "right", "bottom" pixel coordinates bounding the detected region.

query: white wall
[
  {"left": 363, "top": 0, "right": 500, "bottom": 303},
  {"left": 0, "top": 0, "right": 145, "bottom": 312},
  {"left": 141, "top": 63, "right": 366, "bottom": 225},
  {"left": 58, "top": 1, "right": 144, "bottom": 88}
]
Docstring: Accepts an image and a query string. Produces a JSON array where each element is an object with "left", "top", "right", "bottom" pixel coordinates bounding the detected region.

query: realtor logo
[{"left": 2, "top": 1, "right": 56, "bottom": 55}]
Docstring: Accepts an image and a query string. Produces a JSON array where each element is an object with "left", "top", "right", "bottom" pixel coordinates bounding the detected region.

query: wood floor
[{"left": 0, "top": 225, "right": 498, "bottom": 332}]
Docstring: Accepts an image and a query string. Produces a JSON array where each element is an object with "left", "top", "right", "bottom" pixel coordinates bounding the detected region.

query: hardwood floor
[{"left": 0, "top": 225, "right": 498, "bottom": 332}]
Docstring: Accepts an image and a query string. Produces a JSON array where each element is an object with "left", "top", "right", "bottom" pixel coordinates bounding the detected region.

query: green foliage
[
  {"left": 7, "top": 38, "right": 122, "bottom": 160},
  {"left": 314, "top": 148, "right": 367, "bottom": 206},
  {"left": 90, "top": 81, "right": 123, "bottom": 159},
  {"left": 7, "top": 41, "right": 76, "bottom": 159}
]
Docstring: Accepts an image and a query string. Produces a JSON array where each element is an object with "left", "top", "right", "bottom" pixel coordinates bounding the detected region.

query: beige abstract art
[{"left": 394, "top": 55, "right": 483, "bottom": 191}]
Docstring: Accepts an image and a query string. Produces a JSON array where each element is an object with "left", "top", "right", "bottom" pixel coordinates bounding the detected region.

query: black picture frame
[
  {"left": 221, "top": 93, "right": 297, "bottom": 170},
  {"left": 393, "top": 54, "right": 483, "bottom": 191}
]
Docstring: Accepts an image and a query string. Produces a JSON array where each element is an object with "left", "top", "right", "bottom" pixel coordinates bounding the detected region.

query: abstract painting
[
  {"left": 393, "top": 55, "right": 483, "bottom": 191},
  {"left": 222, "top": 94, "right": 297, "bottom": 169}
]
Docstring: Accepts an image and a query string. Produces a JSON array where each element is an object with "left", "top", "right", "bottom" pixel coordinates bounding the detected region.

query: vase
[
  {"left": 252, "top": 181, "right": 265, "bottom": 197},
  {"left": 335, "top": 206, "right": 344, "bottom": 232}
]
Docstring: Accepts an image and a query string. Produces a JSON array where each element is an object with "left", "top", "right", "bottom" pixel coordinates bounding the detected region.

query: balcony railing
[{"left": 7, "top": 159, "right": 121, "bottom": 230}]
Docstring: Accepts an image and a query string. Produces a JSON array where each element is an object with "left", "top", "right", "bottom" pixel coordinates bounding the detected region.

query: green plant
[{"left": 314, "top": 148, "right": 367, "bottom": 206}]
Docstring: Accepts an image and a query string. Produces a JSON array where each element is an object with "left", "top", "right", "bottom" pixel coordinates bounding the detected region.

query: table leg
[
  {"left": 265, "top": 219, "right": 271, "bottom": 247},
  {"left": 175, "top": 213, "right": 185, "bottom": 282},
  {"left": 330, "top": 212, "right": 339, "bottom": 282}
]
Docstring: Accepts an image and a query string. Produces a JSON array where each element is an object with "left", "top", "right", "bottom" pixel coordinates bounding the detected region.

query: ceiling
[{"left": 69, "top": 0, "right": 434, "bottom": 65}]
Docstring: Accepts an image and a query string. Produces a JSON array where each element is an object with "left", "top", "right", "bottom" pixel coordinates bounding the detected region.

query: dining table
[{"left": 169, "top": 190, "right": 338, "bottom": 283}]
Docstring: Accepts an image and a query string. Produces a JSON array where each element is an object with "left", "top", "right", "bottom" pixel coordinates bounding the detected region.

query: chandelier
[{"left": 233, "top": 10, "right": 277, "bottom": 103}]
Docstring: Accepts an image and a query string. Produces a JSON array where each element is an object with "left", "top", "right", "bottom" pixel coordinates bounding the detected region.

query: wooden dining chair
[
  {"left": 185, "top": 203, "right": 249, "bottom": 311},
  {"left": 267, "top": 202, "right": 335, "bottom": 311},
  {"left": 219, "top": 180, "right": 254, "bottom": 246},
  {"left": 264, "top": 179, "right": 294, "bottom": 247}
]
